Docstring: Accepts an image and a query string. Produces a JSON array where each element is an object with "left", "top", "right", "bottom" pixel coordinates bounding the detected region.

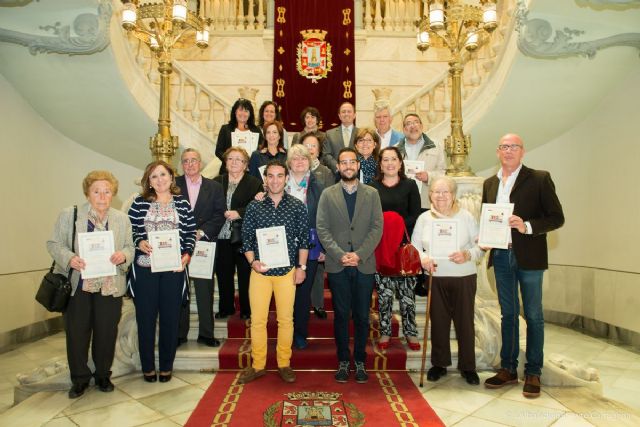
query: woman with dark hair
[
  {"left": 215, "top": 98, "right": 264, "bottom": 174},
  {"left": 248, "top": 121, "right": 288, "bottom": 179},
  {"left": 214, "top": 147, "right": 264, "bottom": 319},
  {"left": 47, "top": 170, "right": 134, "bottom": 398},
  {"left": 368, "top": 146, "right": 422, "bottom": 351},
  {"left": 258, "top": 100, "right": 289, "bottom": 147},
  {"left": 291, "top": 106, "right": 325, "bottom": 146},
  {"left": 128, "top": 161, "right": 196, "bottom": 383},
  {"left": 355, "top": 127, "right": 380, "bottom": 185}
]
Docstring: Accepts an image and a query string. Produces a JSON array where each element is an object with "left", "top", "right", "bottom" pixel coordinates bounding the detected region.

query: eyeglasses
[
  {"left": 430, "top": 190, "right": 451, "bottom": 196},
  {"left": 404, "top": 120, "right": 421, "bottom": 127},
  {"left": 339, "top": 159, "right": 358, "bottom": 166},
  {"left": 227, "top": 158, "right": 246, "bottom": 163},
  {"left": 181, "top": 158, "right": 199, "bottom": 165},
  {"left": 357, "top": 138, "right": 375, "bottom": 145},
  {"left": 498, "top": 144, "right": 523, "bottom": 152}
]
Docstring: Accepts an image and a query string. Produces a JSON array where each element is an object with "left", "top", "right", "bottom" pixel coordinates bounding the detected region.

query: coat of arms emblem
[{"left": 296, "top": 29, "right": 333, "bottom": 83}]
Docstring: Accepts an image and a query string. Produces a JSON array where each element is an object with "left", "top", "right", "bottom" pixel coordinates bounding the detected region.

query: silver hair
[{"left": 286, "top": 144, "right": 313, "bottom": 168}]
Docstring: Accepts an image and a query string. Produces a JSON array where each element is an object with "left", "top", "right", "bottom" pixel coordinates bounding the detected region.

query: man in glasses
[
  {"left": 395, "top": 113, "right": 446, "bottom": 210},
  {"left": 482, "top": 134, "right": 564, "bottom": 398},
  {"left": 177, "top": 148, "right": 226, "bottom": 347},
  {"left": 317, "top": 148, "right": 383, "bottom": 384}
]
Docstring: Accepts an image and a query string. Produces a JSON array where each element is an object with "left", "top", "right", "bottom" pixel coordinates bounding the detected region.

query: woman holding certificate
[
  {"left": 368, "top": 146, "right": 422, "bottom": 351},
  {"left": 215, "top": 98, "right": 264, "bottom": 175},
  {"left": 46, "top": 170, "right": 134, "bottom": 399},
  {"left": 214, "top": 147, "right": 264, "bottom": 319},
  {"left": 411, "top": 176, "right": 483, "bottom": 385},
  {"left": 128, "top": 161, "right": 196, "bottom": 383},
  {"left": 248, "top": 121, "right": 288, "bottom": 179}
]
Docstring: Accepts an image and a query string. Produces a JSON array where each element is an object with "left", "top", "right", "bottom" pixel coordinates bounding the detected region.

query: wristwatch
[{"left": 297, "top": 264, "right": 307, "bottom": 271}]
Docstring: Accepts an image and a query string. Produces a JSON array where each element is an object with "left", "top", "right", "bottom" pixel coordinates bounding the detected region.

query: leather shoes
[
  {"left": 461, "top": 370, "right": 480, "bottom": 385},
  {"left": 484, "top": 368, "right": 518, "bottom": 389},
  {"left": 313, "top": 307, "right": 327, "bottom": 319},
  {"left": 95, "top": 377, "right": 115, "bottom": 392},
  {"left": 159, "top": 372, "right": 172, "bottom": 383},
  {"left": 407, "top": 339, "right": 421, "bottom": 351},
  {"left": 523, "top": 374, "right": 541, "bottom": 398},
  {"left": 278, "top": 367, "right": 296, "bottom": 383},
  {"left": 238, "top": 367, "right": 266, "bottom": 384},
  {"left": 143, "top": 372, "right": 157, "bottom": 383},
  {"left": 197, "top": 335, "right": 221, "bottom": 347},
  {"left": 427, "top": 366, "right": 447, "bottom": 382},
  {"left": 68, "top": 382, "right": 89, "bottom": 399}
]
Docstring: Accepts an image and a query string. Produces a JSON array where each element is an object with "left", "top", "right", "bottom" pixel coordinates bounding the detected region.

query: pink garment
[{"left": 186, "top": 175, "right": 202, "bottom": 207}]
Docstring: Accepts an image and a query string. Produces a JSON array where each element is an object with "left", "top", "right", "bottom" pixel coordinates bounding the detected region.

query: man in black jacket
[
  {"left": 482, "top": 134, "right": 564, "bottom": 398},
  {"left": 177, "top": 148, "right": 226, "bottom": 347}
]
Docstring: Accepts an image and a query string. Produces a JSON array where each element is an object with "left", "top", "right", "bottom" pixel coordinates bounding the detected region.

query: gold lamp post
[
  {"left": 121, "top": 0, "right": 210, "bottom": 163},
  {"left": 416, "top": 0, "right": 498, "bottom": 176}
]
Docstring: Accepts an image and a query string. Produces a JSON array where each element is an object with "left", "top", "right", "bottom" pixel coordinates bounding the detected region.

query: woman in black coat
[{"left": 215, "top": 98, "right": 264, "bottom": 175}]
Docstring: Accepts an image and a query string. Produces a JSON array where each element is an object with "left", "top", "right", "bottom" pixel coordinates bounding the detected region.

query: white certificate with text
[
  {"left": 430, "top": 219, "right": 459, "bottom": 259},
  {"left": 149, "top": 229, "right": 182, "bottom": 272},
  {"left": 256, "top": 226, "right": 290, "bottom": 269},
  {"left": 478, "top": 203, "right": 514, "bottom": 249},
  {"left": 404, "top": 160, "right": 425, "bottom": 194},
  {"left": 189, "top": 241, "right": 216, "bottom": 279},
  {"left": 78, "top": 231, "right": 116, "bottom": 279},
  {"left": 231, "top": 130, "right": 259, "bottom": 155}
]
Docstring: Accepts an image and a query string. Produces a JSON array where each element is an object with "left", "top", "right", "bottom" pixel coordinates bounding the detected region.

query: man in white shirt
[
  {"left": 395, "top": 113, "right": 446, "bottom": 209},
  {"left": 322, "top": 102, "right": 358, "bottom": 172},
  {"left": 374, "top": 104, "right": 403, "bottom": 149}
]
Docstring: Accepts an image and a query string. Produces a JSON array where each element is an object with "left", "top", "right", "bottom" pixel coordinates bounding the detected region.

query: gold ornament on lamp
[
  {"left": 416, "top": 0, "right": 498, "bottom": 177},
  {"left": 121, "top": 0, "right": 210, "bottom": 163}
]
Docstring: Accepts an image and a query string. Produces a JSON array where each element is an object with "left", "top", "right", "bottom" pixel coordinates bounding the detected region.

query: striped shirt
[{"left": 128, "top": 195, "right": 197, "bottom": 260}]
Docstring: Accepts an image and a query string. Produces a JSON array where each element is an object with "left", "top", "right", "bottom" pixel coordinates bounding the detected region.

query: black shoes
[
  {"left": 354, "top": 362, "right": 368, "bottom": 384},
  {"left": 427, "top": 366, "right": 447, "bottom": 382},
  {"left": 96, "top": 377, "right": 115, "bottom": 392},
  {"left": 143, "top": 372, "right": 158, "bottom": 383},
  {"left": 159, "top": 372, "right": 172, "bottom": 383},
  {"left": 313, "top": 307, "right": 327, "bottom": 319},
  {"left": 335, "top": 361, "right": 350, "bottom": 383},
  {"left": 68, "top": 382, "right": 89, "bottom": 399},
  {"left": 197, "top": 335, "right": 221, "bottom": 347},
  {"left": 461, "top": 370, "right": 480, "bottom": 385}
]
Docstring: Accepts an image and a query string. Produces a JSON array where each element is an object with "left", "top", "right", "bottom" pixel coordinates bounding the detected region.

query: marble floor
[{"left": 0, "top": 324, "right": 639, "bottom": 426}]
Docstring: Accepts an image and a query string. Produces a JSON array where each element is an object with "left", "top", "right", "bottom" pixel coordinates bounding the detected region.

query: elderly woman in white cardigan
[{"left": 47, "top": 170, "right": 134, "bottom": 399}]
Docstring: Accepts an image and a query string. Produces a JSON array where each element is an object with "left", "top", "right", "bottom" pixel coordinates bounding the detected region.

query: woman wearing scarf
[
  {"left": 46, "top": 171, "right": 134, "bottom": 398},
  {"left": 354, "top": 127, "right": 380, "bottom": 185},
  {"left": 411, "top": 176, "right": 483, "bottom": 385}
]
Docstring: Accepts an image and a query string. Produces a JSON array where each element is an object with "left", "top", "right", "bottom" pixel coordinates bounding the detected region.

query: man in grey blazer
[
  {"left": 317, "top": 148, "right": 383, "bottom": 384},
  {"left": 321, "top": 102, "right": 358, "bottom": 172}
]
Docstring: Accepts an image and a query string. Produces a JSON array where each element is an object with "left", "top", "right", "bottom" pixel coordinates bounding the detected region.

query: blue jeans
[
  {"left": 328, "top": 267, "right": 374, "bottom": 364},
  {"left": 493, "top": 249, "right": 544, "bottom": 376}
]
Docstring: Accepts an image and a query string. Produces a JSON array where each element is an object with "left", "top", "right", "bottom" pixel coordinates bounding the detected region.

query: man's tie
[{"left": 342, "top": 127, "right": 350, "bottom": 147}]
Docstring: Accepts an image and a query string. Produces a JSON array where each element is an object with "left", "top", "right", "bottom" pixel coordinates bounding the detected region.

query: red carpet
[{"left": 186, "top": 371, "right": 444, "bottom": 426}]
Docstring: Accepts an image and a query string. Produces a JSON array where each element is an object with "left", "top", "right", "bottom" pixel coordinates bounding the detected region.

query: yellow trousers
[{"left": 248, "top": 268, "right": 295, "bottom": 369}]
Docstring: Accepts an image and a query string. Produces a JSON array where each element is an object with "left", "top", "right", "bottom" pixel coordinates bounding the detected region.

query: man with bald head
[{"left": 482, "top": 134, "right": 564, "bottom": 398}]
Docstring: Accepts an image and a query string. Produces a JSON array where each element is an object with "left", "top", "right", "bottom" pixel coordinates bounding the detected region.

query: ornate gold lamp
[
  {"left": 121, "top": 0, "right": 210, "bottom": 163},
  {"left": 416, "top": 0, "right": 497, "bottom": 176}
]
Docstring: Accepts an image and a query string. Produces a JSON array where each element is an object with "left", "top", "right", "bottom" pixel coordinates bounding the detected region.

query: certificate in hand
[
  {"left": 189, "top": 241, "right": 216, "bottom": 279},
  {"left": 232, "top": 130, "right": 259, "bottom": 155},
  {"left": 430, "top": 219, "right": 459, "bottom": 259},
  {"left": 256, "top": 226, "right": 290, "bottom": 269},
  {"left": 78, "top": 230, "right": 116, "bottom": 279},
  {"left": 148, "top": 229, "right": 182, "bottom": 273},
  {"left": 404, "top": 160, "right": 425, "bottom": 194},
  {"left": 478, "top": 203, "right": 514, "bottom": 249}
]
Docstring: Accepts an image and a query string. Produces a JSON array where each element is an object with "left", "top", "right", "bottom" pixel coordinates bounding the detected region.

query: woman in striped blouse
[{"left": 128, "top": 161, "right": 196, "bottom": 383}]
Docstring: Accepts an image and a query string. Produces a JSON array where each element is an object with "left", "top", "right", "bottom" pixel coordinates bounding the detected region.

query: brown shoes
[
  {"left": 523, "top": 374, "right": 541, "bottom": 398},
  {"left": 238, "top": 367, "right": 266, "bottom": 384},
  {"left": 278, "top": 366, "right": 296, "bottom": 383},
  {"left": 484, "top": 368, "right": 519, "bottom": 389}
]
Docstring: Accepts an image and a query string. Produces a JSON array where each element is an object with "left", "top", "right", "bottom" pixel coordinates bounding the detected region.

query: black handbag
[
  {"left": 36, "top": 206, "right": 77, "bottom": 312},
  {"left": 229, "top": 219, "right": 243, "bottom": 248}
]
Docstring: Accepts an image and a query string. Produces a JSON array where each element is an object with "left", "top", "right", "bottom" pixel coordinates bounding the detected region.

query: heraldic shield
[{"left": 297, "top": 29, "right": 333, "bottom": 83}]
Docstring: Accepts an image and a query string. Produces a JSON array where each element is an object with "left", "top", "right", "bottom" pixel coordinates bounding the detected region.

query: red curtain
[{"left": 273, "top": 1, "right": 356, "bottom": 132}]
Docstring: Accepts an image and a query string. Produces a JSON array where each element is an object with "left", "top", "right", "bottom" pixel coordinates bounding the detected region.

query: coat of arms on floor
[{"left": 263, "top": 391, "right": 364, "bottom": 427}]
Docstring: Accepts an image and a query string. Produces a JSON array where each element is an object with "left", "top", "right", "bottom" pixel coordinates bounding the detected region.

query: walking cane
[{"left": 419, "top": 272, "right": 433, "bottom": 387}]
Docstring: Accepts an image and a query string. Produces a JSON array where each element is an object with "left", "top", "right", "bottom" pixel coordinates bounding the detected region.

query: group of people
[{"left": 47, "top": 96, "right": 563, "bottom": 401}]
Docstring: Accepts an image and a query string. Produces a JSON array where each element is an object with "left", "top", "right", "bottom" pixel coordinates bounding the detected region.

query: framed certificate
[
  {"left": 404, "top": 160, "right": 425, "bottom": 194},
  {"left": 148, "top": 229, "right": 182, "bottom": 273},
  {"left": 256, "top": 226, "right": 290, "bottom": 269},
  {"left": 478, "top": 203, "right": 514, "bottom": 249},
  {"left": 430, "top": 219, "right": 459, "bottom": 259},
  {"left": 78, "top": 230, "right": 116, "bottom": 279},
  {"left": 189, "top": 241, "right": 216, "bottom": 279}
]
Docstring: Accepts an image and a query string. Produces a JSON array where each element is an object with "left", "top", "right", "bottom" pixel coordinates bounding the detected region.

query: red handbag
[{"left": 398, "top": 228, "right": 422, "bottom": 276}]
